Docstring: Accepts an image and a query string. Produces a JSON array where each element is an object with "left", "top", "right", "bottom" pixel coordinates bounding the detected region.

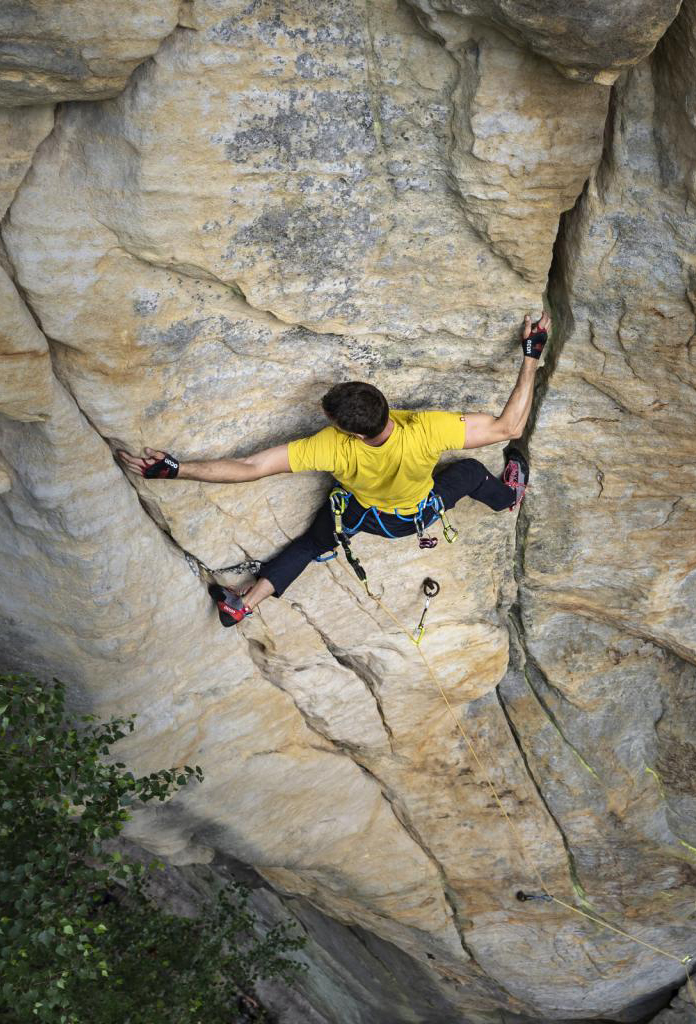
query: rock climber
[{"left": 118, "top": 313, "right": 550, "bottom": 627}]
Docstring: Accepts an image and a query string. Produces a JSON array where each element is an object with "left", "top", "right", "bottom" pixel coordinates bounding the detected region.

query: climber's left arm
[
  {"left": 461, "top": 313, "right": 550, "bottom": 450},
  {"left": 461, "top": 361, "right": 536, "bottom": 449}
]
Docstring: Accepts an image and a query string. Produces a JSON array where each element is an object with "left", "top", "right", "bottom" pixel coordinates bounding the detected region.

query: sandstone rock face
[
  {"left": 0, "top": 107, "right": 54, "bottom": 424},
  {"left": 447, "top": 29, "right": 608, "bottom": 282},
  {"left": 2, "top": 0, "right": 696, "bottom": 1021},
  {"left": 0, "top": 0, "right": 180, "bottom": 105},
  {"left": 406, "top": 0, "right": 682, "bottom": 82},
  {"left": 650, "top": 982, "right": 696, "bottom": 1023},
  {"left": 0, "top": 266, "right": 53, "bottom": 421},
  {"left": 0, "top": 105, "right": 53, "bottom": 215}
]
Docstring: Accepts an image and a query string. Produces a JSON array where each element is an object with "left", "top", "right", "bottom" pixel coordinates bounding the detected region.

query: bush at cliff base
[{"left": 0, "top": 675, "right": 306, "bottom": 1024}]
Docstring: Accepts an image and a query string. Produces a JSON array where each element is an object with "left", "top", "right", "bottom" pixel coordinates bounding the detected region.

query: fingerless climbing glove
[
  {"left": 143, "top": 453, "right": 180, "bottom": 478},
  {"left": 521, "top": 322, "right": 548, "bottom": 359}
]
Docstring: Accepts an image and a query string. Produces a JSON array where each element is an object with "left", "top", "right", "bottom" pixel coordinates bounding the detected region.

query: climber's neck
[{"left": 361, "top": 419, "right": 395, "bottom": 447}]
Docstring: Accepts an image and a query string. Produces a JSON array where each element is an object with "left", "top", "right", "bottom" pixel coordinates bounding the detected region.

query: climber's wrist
[
  {"left": 521, "top": 325, "right": 548, "bottom": 360},
  {"left": 143, "top": 452, "right": 179, "bottom": 479}
]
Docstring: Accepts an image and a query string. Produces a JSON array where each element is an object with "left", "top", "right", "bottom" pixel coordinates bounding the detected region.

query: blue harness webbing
[{"left": 342, "top": 492, "right": 440, "bottom": 539}]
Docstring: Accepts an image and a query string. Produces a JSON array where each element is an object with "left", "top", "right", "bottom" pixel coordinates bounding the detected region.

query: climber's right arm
[
  {"left": 179, "top": 445, "right": 291, "bottom": 482},
  {"left": 118, "top": 445, "right": 291, "bottom": 482}
]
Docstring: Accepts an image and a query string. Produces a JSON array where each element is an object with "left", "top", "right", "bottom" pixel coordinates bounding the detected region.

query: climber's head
[{"left": 321, "top": 381, "right": 389, "bottom": 440}]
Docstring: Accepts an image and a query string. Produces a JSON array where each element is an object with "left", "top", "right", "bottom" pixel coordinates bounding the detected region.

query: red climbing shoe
[
  {"left": 502, "top": 446, "right": 529, "bottom": 510},
  {"left": 208, "top": 583, "right": 252, "bottom": 627}
]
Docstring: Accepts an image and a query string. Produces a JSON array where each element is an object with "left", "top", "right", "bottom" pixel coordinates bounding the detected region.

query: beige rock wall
[
  {"left": 0, "top": 106, "right": 53, "bottom": 216},
  {"left": 0, "top": 0, "right": 180, "bottom": 105},
  {"left": 405, "top": 0, "right": 682, "bottom": 82},
  {"left": 0, "top": 265, "right": 52, "bottom": 421},
  {"left": 1, "top": 0, "right": 695, "bottom": 1021},
  {"left": 447, "top": 28, "right": 608, "bottom": 282}
]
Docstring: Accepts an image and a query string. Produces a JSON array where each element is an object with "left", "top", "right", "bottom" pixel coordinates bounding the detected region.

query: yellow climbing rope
[{"left": 329, "top": 558, "right": 696, "bottom": 1008}]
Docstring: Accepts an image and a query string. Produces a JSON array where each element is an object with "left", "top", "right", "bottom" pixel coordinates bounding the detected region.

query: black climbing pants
[{"left": 260, "top": 459, "right": 516, "bottom": 598}]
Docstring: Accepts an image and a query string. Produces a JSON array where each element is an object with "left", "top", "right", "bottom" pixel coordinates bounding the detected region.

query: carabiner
[
  {"left": 415, "top": 511, "right": 438, "bottom": 550},
  {"left": 329, "top": 487, "right": 348, "bottom": 536},
  {"left": 441, "top": 513, "right": 458, "bottom": 543}
]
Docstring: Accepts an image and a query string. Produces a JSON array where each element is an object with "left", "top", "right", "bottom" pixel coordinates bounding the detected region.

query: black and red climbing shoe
[
  {"left": 143, "top": 452, "right": 179, "bottom": 478},
  {"left": 502, "top": 446, "right": 530, "bottom": 510},
  {"left": 208, "top": 583, "right": 253, "bottom": 628},
  {"left": 521, "top": 320, "right": 548, "bottom": 359}
]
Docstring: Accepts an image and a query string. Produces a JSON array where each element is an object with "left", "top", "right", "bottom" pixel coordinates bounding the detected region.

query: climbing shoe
[
  {"left": 502, "top": 446, "right": 529, "bottom": 509},
  {"left": 208, "top": 583, "right": 253, "bottom": 627}
]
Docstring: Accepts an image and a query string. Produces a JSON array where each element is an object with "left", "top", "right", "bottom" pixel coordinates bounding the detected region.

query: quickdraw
[
  {"left": 329, "top": 488, "right": 373, "bottom": 595},
  {"left": 412, "top": 577, "right": 440, "bottom": 646},
  {"left": 422, "top": 492, "right": 459, "bottom": 547},
  {"left": 184, "top": 552, "right": 261, "bottom": 581},
  {"left": 516, "top": 890, "right": 553, "bottom": 903}
]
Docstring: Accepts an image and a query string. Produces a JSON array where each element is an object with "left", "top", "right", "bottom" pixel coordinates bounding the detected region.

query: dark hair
[{"left": 321, "top": 381, "right": 389, "bottom": 438}]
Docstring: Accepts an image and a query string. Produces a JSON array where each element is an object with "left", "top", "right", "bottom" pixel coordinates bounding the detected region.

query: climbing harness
[
  {"left": 325, "top": 554, "right": 696, "bottom": 1008},
  {"left": 324, "top": 487, "right": 458, "bottom": 595},
  {"left": 412, "top": 578, "right": 440, "bottom": 646}
]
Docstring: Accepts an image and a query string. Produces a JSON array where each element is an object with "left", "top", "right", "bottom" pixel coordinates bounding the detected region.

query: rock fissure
[
  {"left": 243, "top": 634, "right": 362, "bottom": 755},
  {"left": 41, "top": 349, "right": 238, "bottom": 586},
  {"left": 347, "top": 762, "right": 509, "bottom": 990},
  {"left": 242, "top": 621, "right": 500, "bottom": 981},
  {"left": 0, "top": 106, "right": 56, "bottom": 230},
  {"left": 114, "top": 241, "right": 373, "bottom": 338},
  {"left": 521, "top": 658, "right": 601, "bottom": 781},
  {"left": 497, "top": 174, "right": 602, "bottom": 901},
  {"left": 288, "top": 600, "right": 396, "bottom": 753},
  {"left": 494, "top": 684, "right": 589, "bottom": 907}
]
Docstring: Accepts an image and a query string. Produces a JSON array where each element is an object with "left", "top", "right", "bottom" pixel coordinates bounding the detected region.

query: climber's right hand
[{"left": 118, "top": 447, "right": 180, "bottom": 478}]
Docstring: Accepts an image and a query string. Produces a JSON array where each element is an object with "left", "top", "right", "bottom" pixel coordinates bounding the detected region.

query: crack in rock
[{"left": 288, "top": 599, "right": 396, "bottom": 753}]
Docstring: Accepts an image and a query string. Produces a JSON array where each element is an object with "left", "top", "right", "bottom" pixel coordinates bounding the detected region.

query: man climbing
[{"left": 119, "top": 313, "right": 550, "bottom": 627}]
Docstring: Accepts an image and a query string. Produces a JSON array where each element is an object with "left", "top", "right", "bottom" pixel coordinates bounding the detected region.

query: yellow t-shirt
[{"left": 288, "top": 410, "right": 466, "bottom": 514}]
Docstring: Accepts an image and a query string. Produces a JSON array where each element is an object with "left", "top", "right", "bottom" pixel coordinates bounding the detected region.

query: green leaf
[{"left": 0, "top": 671, "right": 305, "bottom": 1022}]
